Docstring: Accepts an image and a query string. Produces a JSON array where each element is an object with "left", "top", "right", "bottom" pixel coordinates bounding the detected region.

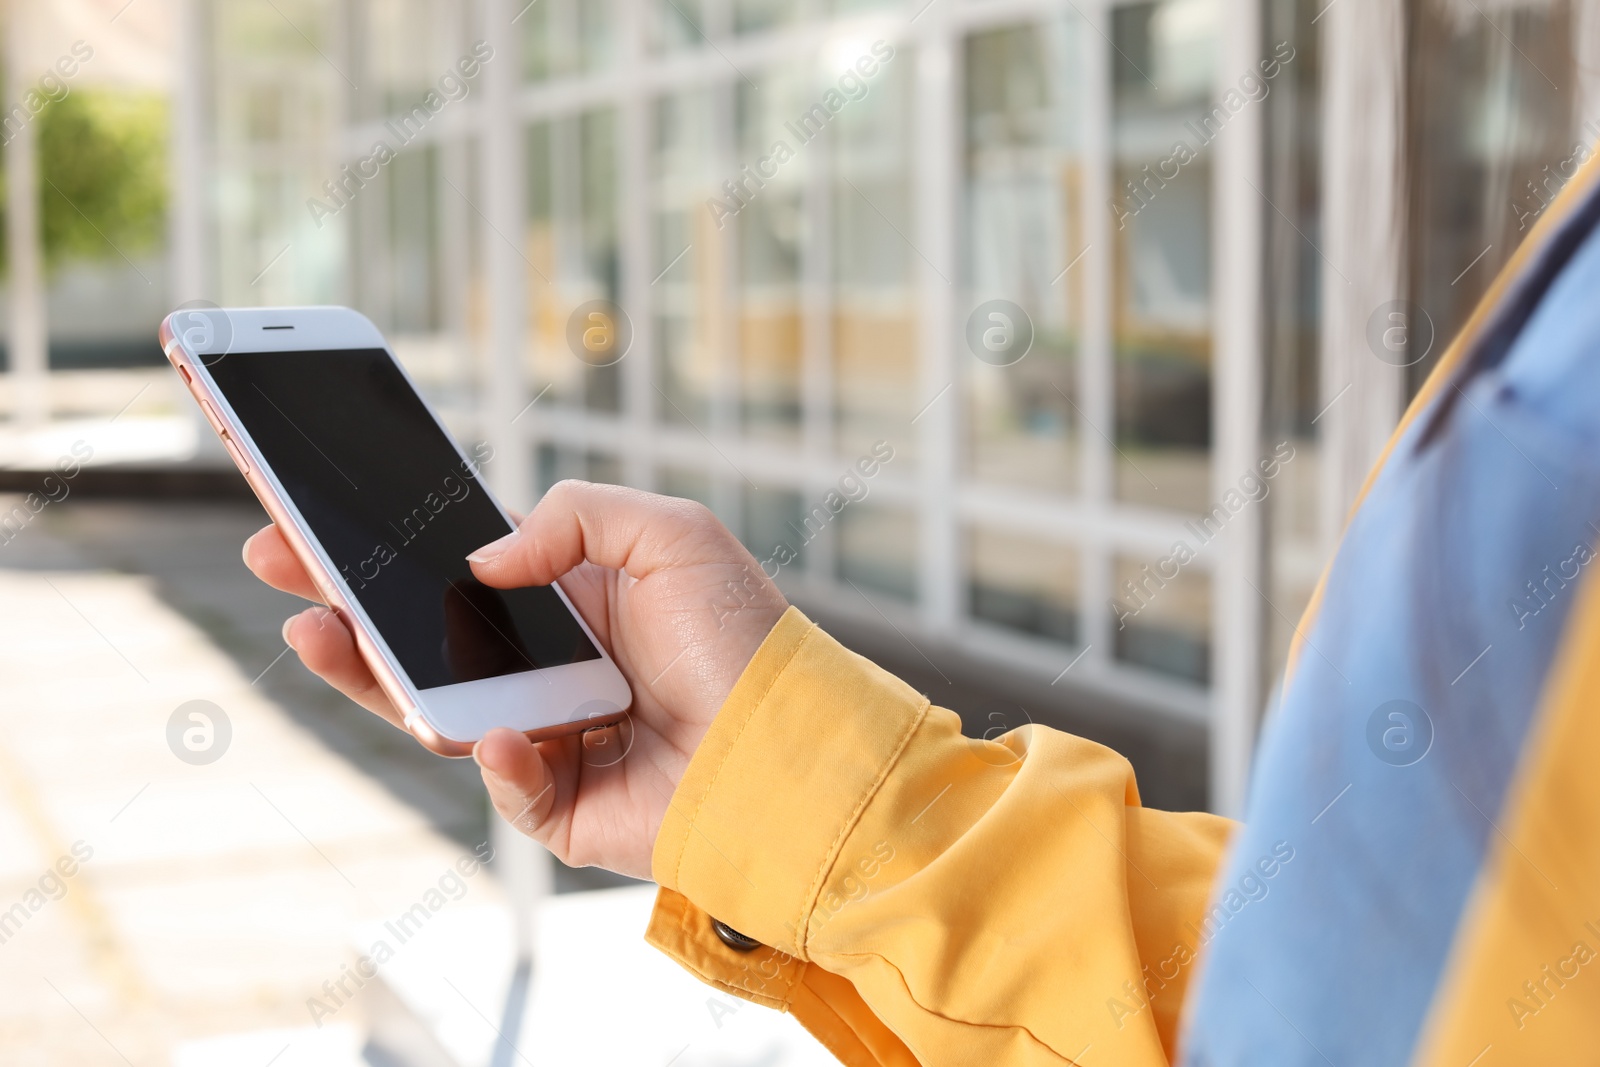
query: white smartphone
[{"left": 159, "top": 305, "right": 632, "bottom": 757}]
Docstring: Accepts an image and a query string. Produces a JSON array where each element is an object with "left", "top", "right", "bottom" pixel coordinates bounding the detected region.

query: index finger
[
  {"left": 465, "top": 480, "right": 755, "bottom": 589},
  {"left": 242, "top": 524, "right": 323, "bottom": 603}
]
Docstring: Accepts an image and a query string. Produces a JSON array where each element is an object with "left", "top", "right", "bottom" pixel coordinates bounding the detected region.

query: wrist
[{"left": 650, "top": 606, "right": 929, "bottom": 957}]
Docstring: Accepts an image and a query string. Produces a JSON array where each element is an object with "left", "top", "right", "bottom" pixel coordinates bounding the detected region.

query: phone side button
[
  {"left": 221, "top": 433, "right": 251, "bottom": 474},
  {"left": 198, "top": 400, "right": 225, "bottom": 434}
]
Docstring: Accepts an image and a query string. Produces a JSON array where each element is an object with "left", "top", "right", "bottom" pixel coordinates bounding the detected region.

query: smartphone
[{"left": 159, "top": 305, "right": 631, "bottom": 757}]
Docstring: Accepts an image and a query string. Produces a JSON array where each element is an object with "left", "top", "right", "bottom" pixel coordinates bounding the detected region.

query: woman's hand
[{"left": 243, "top": 480, "right": 789, "bottom": 879}]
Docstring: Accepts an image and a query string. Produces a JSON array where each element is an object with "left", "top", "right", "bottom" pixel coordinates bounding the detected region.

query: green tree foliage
[{"left": 0, "top": 89, "right": 168, "bottom": 273}]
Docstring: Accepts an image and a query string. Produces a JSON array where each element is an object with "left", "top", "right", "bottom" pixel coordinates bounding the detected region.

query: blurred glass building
[{"left": 4, "top": 0, "right": 1595, "bottom": 811}]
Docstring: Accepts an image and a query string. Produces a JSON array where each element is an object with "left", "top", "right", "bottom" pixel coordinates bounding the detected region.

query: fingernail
[
  {"left": 471, "top": 739, "right": 497, "bottom": 775},
  {"left": 466, "top": 530, "right": 519, "bottom": 564},
  {"left": 241, "top": 532, "right": 255, "bottom": 566},
  {"left": 282, "top": 615, "right": 298, "bottom": 649}
]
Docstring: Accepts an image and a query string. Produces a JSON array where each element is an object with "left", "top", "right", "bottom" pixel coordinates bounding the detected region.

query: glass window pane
[
  {"left": 736, "top": 70, "right": 806, "bottom": 441},
  {"left": 837, "top": 503, "right": 917, "bottom": 602},
  {"left": 526, "top": 109, "right": 621, "bottom": 413},
  {"left": 650, "top": 0, "right": 710, "bottom": 54},
  {"left": 536, "top": 443, "right": 564, "bottom": 492},
  {"left": 735, "top": 0, "right": 799, "bottom": 35},
  {"left": 526, "top": 121, "right": 565, "bottom": 408},
  {"left": 1262, "top": 0, "right": 1322, "bottom": 689},
  {"left": 742, "top": 486, "right": 807, "bottom": 575},
  {"left": 355, "top": 0, "right": 469, "bottom": 120},
  {"left": 386, "top": 147, "right": 441, "bottom": 334},
  {"left": 829, "top": 0, "right": 899, "bottom": 13},
  {"left": 653, "top": 87, "right": 718, "bottom": 428},
  {"left": 523, "top": 0, "right": 617, "bottom": 82},
  {"left": 578, "top": 109, "right": 622, "bottom": 412},
  {"left": 521, "top": 0, "right": 555, "bottom": 82},
  {"left": 1111, "top": 0, "right": 1217, "bottom": 514},
  {"left": 835, "top": 43, "right": 918, "bottom": 463},
  {"left": 1111, "top": 554, "right": 1210, "bottom": 684},
  {"left": 537, "top": 445, "right": 626, "bottom": 491},
  {"left": 968, "top": 528, "right": 1079, "bottom": 644},
  {"left": 658, "top": 466, "right": 714, "bottom": 507},
  {"left": 211, "top": 0, "right": 337, "bottom": 303},
  {"left": 587, "top": 451, "right": 625, "bottom": 486},
  {"left": 962, "top": 20, "right": 1083, "bottom": 495}
]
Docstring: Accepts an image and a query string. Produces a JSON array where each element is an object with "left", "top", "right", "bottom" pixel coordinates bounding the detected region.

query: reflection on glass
[
  {"left": 1111, "top": 554, "right": 1210, "bottom": 684},
  {"left": 653, "top": 87, "right": 719, "bottom": 428},
  {"left": 968, "top": 527, "right": 1078, "bottom": 644},
  {"left": 1406, "top": 1, "right": 1575, "bottom": 391},
  {"left": 837, "top": 503, "right": 917, "bottom": 602},
  {"left": 1111, "top": 0, "right": 1216, "bottom": 513},
  {"left": 962, "top": 21, "right": 1082, "bottom": 494},
  {"left": 522, "top": 0, "right": 616, "bottom": 82},
  {"left": 527, "top": 110, "right": 621, "bottom": 413},
  {"left": 834, "top": 43, "right": 917, "bottom": 461},
  {"left": 742, "top": 486, "right": 806, "bottom": 575},
  {"left": 736, "top": 70, "right": 805, "bottom": 441}
]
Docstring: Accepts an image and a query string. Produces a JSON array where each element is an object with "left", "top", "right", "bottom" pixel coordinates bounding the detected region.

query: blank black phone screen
[{"left": 208, "top": 347, "right": 599, "bottom": 690}]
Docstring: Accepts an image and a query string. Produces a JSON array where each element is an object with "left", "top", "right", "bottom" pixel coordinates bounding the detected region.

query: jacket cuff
[{"left": 650, "top": 605, "right": 929, "bottom": 960}]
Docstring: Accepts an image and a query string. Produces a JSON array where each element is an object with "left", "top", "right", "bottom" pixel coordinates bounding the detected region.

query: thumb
[
  {"left": 466, "top": 480, "right": 752, "bottom": 588},
  {"left": 474, "top": 728, "right": 559, "bottom": 841}
]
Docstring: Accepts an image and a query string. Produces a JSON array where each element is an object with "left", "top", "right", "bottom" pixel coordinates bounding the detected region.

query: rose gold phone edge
[{"left": 159, "top": 307, "right": 629, "bottom": 758}]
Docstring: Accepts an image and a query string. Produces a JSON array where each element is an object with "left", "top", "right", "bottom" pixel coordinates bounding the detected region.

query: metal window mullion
[
  {"left": 1578, "top": 3, "right": 1600, "bottom": 134},
  {"left": 170, "top": 0, "right": 226, "bottom": 456},
  {"left": 5, "top": 4, "right": 48, "bottom": 430},
  {"left": 707, "top": 5, "right": 742, "bottom": 533},
  {"left": 476, "top": 0, "right": 550, "bottom": 970},
  {"left": 619, "top": 0, "right": 655, "bottom": 490},
  {"left": 327, "top": 0, "right": 356, "bottom": 309},
  {"left": 1318, "top": 0, "right": 1406, "bottom": 558},
  {"left": 915, "top": 24, "right": 960, "bottom": 635},
  {"left": 1210, "top": 0, "right": 1266, "bottom": 817},
  {"left": 803, "top": 56, "right": 837, "bottom": 583},
  {"left": 367, "top": 152, "right": 397, "bottom": 331},
  {"left": 481, "top": 0, "right": 534, "bottom": 505},
  {"left": 1079, "top": 0, "right": 1115, "bottom": 670},
  {"left": 549, "top": 0, "right": 584, "bottom": 418},
  {"left": 439, "top": 131, "right": 474, "bottom": 398},
  {"left": 171, "top": 0, "right": 212, "bottom": 305},
  {"left": 434, "top": 0, "right": 470, "bottom": 355}
]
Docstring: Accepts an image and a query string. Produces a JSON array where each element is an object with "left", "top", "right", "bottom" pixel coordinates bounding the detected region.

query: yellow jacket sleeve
[{"left": 646, "top": 607, "right": 1235, "bottom": 1066}]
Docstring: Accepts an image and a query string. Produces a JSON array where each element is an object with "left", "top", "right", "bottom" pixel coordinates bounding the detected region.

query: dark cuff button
[{"left": 711, "top": 917, "right": 761, "bottom": 952}]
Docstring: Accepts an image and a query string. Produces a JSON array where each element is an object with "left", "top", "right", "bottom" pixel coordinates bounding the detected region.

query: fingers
[
  {"left": 283, "top": 606, "right": 404, "bottom": 728},
  {"left": 250, "top": 525, "right": 401, "bottom": 729},
  {"left": 467, "top": 480, "right": 753, "bottom": 589},
  {"left": 475, "top": 728, "right": 559, "bottom": 840},
  {"left": 243, "top": 525, "right": 323, "bottom": 603}
]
